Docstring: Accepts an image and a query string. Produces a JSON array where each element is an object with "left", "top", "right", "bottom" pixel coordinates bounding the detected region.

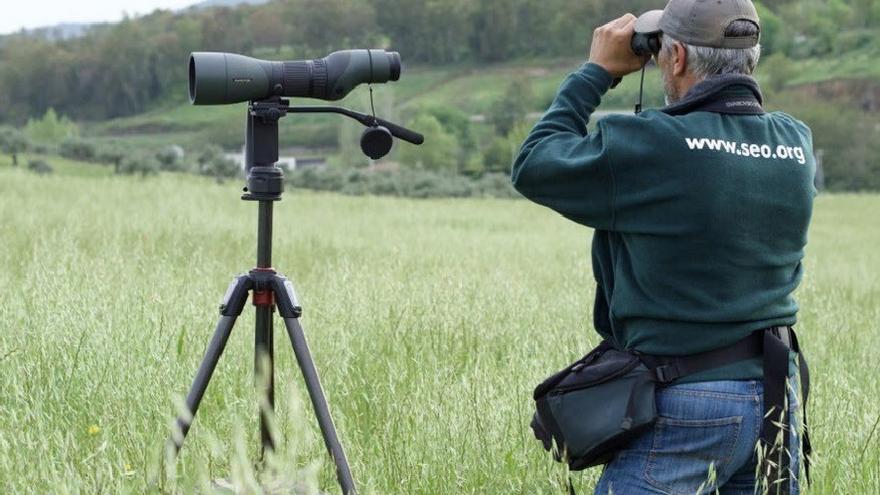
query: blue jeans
[{"left": 594, "top": 380, "right": 800, "bottom": 495}]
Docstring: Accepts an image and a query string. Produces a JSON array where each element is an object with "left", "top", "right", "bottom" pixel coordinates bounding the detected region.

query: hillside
[
  {"left": 87, "top": 58, "right": 644, "bottom": 150},
  {"left": 86, "top": 51, "right": 875, "bottom": 151},
  {"left": 2, "top": 0, "right": 880, "bottom": 190}
]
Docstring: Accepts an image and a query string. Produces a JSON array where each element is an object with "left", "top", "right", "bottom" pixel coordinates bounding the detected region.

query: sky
[{"left": 0, "top": 0, "right": 199, "bottom": 35}]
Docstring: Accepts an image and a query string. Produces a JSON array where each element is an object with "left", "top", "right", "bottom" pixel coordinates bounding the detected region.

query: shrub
[
  {"left": 27, "top": 159, "right": 53, "bottom": 175},
  {"left": 0, "top": 126, "right": 29, "bottom": 167},
  {"left": 287, "top": 167, "right": 519, "bottom": 199},
  {"left": 196, "top": 145, "right": 240, "bottom": 183},
  {"left": 482, "top": 136, "right": 514, "bottom": 174},
  {"left": 156, "top": 145, "right": 188, "bottom": 172},
  {"left": 474, "top": 173, "right": 520, "bottom": 199},
  {"left": 59, "top": 139, "right": 98, "bottom": 162},
  {"left": 29, "top": 143, "right": 52, "bottom": 155},
  {"left": 416, "top": 105, "right": 478, "bottom": 169},
  {"left": 118, "top": 154, "right": 160, "bottom": 176}
]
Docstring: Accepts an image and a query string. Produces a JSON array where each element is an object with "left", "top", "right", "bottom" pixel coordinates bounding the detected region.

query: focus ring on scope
[
  {"left": 282, "top": 60, "right": 328, "bottom": 99},
  {"left": 282, "top": 61, "right": 310, "bottom": 97},
  {"left": 281, "top": 61, "right": 312, "bottom": 96}
]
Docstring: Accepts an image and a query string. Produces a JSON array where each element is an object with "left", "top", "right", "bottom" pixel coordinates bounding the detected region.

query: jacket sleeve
[{"left": 511, "top": 63, "right": 617, "bottom": 230}]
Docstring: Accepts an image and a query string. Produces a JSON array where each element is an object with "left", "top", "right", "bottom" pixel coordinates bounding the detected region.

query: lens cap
[{"left": 360, "top": 126, "right": 393, "bottom": 160}]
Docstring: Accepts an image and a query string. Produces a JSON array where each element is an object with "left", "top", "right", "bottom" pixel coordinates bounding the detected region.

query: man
[{"left": 512, "top": 1, "right": 815, "bottom": 493}]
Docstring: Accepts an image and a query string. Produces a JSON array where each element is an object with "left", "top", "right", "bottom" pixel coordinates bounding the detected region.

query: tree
[
  {"left": 754, "top": 2, "right": 787, "bottom": 55},
  {"left": 23, "top": 108, "right": 79, "bottom": 144},
  {"left": 246, "top": 5, "right": 288, "bottom": 53},
  {"left": 0, "top": 127, "right": 29, "bottom": 167},
  {"left": 398, "top": 114, "right": 457, "bottom": 172},
  {"left": 97, "top": 144, "right": 127, "bottom": 174},
  {"left": 760, "top": 53, "right": 797, "bottom": 94},
  {"left": 482, "top": 121, "right": 530, "bottom": 173},
  {"left": 472, "top": 0, "right": 519, "bottom": 62},
  {"left": 488, "top": 79, "right": 534, "bottom": 137},
  {"left": 295, "top": 0, "right": 378, "bottom": 55},
  {"left": 370, "top": 0, "right": 475, "bottom": 63}
]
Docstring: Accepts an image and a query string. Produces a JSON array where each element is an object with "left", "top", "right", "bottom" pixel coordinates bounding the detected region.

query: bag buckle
[
  {"left": 770, "top": 326, "right": 792, "bottom": 348},
  {"left": 653, "top": 365, "right": 679, "bottom": 383}
]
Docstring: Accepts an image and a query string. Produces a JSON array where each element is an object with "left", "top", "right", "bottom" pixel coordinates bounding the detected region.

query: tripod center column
[{"left": 257, "top": 200, "right": 273, "bottom": 268}]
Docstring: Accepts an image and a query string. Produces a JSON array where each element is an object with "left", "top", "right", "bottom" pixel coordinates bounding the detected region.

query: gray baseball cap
[{"left": 634, "top": 0, "right": 761, "bottom": 48}]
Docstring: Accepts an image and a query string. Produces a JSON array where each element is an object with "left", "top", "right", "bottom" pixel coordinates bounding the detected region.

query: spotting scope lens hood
[{"left": 189, "top": 49, "right": 402, "bottom": 105}]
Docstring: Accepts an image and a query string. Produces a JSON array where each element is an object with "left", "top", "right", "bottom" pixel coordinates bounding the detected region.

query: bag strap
[
  {"left": 790, "top": 330, "right": 812, "bottom": 485},
  {"left": 636, "top": 330, "right": 764, "bottom": 384},
  {"left": 762, "top": 328, "right": 791, "bottom": 493},
  {"left": 763, "top": 327, "right": 812, "bottom": 493}
]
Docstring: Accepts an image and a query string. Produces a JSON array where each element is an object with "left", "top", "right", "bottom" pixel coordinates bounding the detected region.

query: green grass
[{"left": 0, "top": 170, "right": 878, "bottom": 494}]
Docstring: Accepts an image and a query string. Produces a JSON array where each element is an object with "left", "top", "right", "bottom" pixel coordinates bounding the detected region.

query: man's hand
[{"left": 588, "top": 14, "right": 646, "bottom": 78}]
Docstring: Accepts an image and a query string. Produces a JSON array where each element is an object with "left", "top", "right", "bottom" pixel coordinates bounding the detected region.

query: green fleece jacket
[{"left": 512, "top": 63, "right": 816, "bottom": 381}]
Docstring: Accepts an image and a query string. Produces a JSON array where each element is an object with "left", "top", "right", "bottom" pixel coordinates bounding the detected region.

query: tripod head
[{"left": 241, "top": 96, "right": 424, "bottom": 201}]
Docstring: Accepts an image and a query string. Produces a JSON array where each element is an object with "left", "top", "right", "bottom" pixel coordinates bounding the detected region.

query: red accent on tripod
[{"left": 252, "top": 291, "right": 274, "bottom": 307}]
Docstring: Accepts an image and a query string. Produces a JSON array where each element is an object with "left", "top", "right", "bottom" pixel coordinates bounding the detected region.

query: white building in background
[
  {"left": 225, "top": 144, "right": 327, "bottom": 172},
  {"left": 225, "top": 151, "right": 297, "bottom": 171}
]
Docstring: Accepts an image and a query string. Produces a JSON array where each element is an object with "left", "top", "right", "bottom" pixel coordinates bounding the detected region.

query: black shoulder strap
[
  {"left": 762, "top": 328, "right": 791, "bottom": 493},
  {"left": 791, "top": 330, "right": 812, "bottom": 485},
  {"left": 637, "top": 331, "right": 764, "bottom": 384}
]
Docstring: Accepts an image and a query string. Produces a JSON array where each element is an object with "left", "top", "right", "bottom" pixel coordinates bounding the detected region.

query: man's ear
[{"left": 672, "top": 42, "right": 688, "bottom": 77}]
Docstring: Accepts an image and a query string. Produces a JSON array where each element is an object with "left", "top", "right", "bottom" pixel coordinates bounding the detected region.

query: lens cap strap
[
  {"left": 368, "top": 86, "right": 377, "bottom": 124},
  {"left": 366, "top": 50, "right": 378, "bottom": 125}
]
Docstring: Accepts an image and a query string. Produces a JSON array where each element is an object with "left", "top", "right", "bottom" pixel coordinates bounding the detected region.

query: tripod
[{"left": 167, "top": 98, "right": 356, "bottom": 494}]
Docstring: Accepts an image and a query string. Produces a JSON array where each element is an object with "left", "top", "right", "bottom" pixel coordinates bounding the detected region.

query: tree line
[{"left": 2, "top": 0, "right": 877, "bottom": 123}]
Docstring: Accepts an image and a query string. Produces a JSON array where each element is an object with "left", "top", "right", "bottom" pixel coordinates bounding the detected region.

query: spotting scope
[{"left": 189, "top": 49, "right": 401, "bottom": 105}]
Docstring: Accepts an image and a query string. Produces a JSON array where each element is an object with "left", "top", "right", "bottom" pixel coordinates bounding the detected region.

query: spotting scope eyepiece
[{"left": 189, "top": 49, "right": 401, "bottom": 105}]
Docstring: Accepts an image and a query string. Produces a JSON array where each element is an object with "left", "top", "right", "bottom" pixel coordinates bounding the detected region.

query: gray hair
[{"left": 661, "top": 20, "right": 762, "bottom": 79}]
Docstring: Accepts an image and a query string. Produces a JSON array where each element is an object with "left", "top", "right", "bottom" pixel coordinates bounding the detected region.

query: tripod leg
[
  {"left": 168, "top": 315, "right": 238, "bottom": 453},
  {"left": 167, "top": 275, "right": 252, "bottom": 455},
  {"left": 279, "top": 313, "right": 357, "bottom": 494},
  {"left": 255, "top": 304, "right": 275, "bottom": 456}
]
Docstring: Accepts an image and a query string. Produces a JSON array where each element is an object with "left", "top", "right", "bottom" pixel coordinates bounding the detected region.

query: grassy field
[{"left": 0, "top": 167, "right": 878, "bottom": 494}]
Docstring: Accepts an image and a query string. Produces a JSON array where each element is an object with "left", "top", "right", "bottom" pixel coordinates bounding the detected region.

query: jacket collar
[{"left": 661, "top": 73, "right": 765, "bottom": 116}]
